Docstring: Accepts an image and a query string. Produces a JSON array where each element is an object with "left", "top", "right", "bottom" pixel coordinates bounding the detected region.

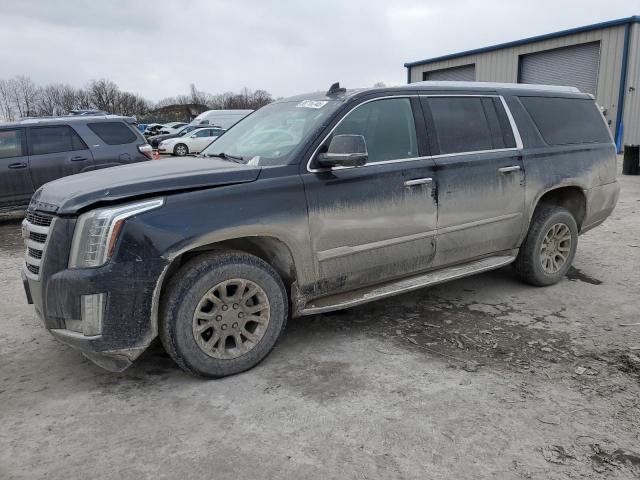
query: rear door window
[
  {"left": 330, "top": 97, "right": 419, "bottom": 163},
  {"left": 88, "top": 122, "right": 138, "bottom": 145},
  {"left": 0, "top": 129, "right": 24, "bottom": 159},
  {"left": 29, "top": 126, "right": 87, "bottom": 155},
  {"left": 519, "top": 96, "right": 611, "bottom": 145},
  {"left": 194, "top": 129, "right": 212, "bottom": 137},
  {"left": 422, "top": 97, "right": 494, "bottom": 155}
]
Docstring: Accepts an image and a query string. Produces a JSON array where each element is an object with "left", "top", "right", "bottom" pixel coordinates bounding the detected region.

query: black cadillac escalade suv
[{"left": 22, "top": 82, "right": 619, "bottom": 377}]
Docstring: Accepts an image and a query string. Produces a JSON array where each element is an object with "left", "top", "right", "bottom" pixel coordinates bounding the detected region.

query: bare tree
[
  {"left": 59, "top": 84, "right": 81, "bottom": 112},
  {"left": 9, "top": 75, "right": 41, "bottom": 118},
  {"left": 0, "top": 75, "right": 274, "bottom": 122},
  {"left": 0, "top": 79, "right": 15, "bottom": 121},
  {"left": 88, "top": 79, "right": 120, "bottom": 112},
  {"left": 38, "top": 83, "right": 66, "bottom": 116},
  {"left": 74, "top": 88, "right": 93, "bottom": 110},
  {"left": 116, "top": 91, "right": 150, "bottom": 117}
]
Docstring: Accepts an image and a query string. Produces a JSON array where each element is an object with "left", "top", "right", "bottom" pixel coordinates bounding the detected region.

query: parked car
[
  {"left": 190, "top": 109, "right": 253, "bottom": 129},
  {"left": 143, "top": 123, "right": 165, "bottom": 137},
  {"left": 22, "top": 81, "right": 619, "bottom": 377},
  {"left": 148, "top": 124, "right": 215, "bottom": 149},
  {"left": 158, "top": 126, "right": 225, "bottom": 156},
  {"left": 69, "top": 109, "right": 109, "bottom": 116},
  {"left": 156, "top": 122, "right": 188, "bottom": 134},
  {"left": 0, "top": 115, "right": 152, "bottom": 212}
]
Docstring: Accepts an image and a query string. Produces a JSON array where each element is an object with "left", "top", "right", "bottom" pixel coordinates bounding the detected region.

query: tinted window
[
  {"left": 331, "top": 98, "right": 418, "bottom": 163},
  {"left": 0, "top": 129, "right": 24, "bottom": 159},
  {"left": 519, "top": 96, "right": 611, "bottom": 145},
  {"left": 194, "top": 129, "right": 213, "bottom": 137},
  {"left": 424, "top": 97, "right": 494, "bottom": 154},
  {"left": 491, "top": 98, "right": 516, "bottom": 149},
  {"left": 88, "top": 122, "right": 138, "bottom": 145},
  {"left": 30, "top": 126, "right": 87, "bottom": 155}
]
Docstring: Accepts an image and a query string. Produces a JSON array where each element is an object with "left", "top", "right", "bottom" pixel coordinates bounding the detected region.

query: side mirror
[{"left": 315, "top": 134, "right": 368, "bottom": 168}]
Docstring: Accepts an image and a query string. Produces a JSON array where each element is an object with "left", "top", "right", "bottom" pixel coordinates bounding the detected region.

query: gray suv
[
  {"left": 0, "top": 115, "right": 152, "bottom": 212},
  {"left": 21, "top": 81, "right": 619, "bottom": 377}
]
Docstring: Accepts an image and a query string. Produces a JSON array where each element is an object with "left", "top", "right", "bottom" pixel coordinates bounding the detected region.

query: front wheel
[
  {"left": 514, "top": 205, "right": 578, "bottom": 286},
  {"left": 159, "top": 251, "right": 288, "bottom": 378},
  {"left": 173, "top": 143, "right": 188, "bottom": 156}
]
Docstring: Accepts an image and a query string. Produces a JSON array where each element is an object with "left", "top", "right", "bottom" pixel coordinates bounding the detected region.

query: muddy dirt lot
[{"left": 1, "top": 172, "right": 639, "bottom": 480}]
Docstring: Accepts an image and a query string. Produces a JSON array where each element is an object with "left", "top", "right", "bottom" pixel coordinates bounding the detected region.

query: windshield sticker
[{"left": 296, "top": 100, "right": 328, "bottom": 109}]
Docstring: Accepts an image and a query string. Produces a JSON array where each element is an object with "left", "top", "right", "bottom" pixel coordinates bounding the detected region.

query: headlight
[{"left": 68, "top": 198, "right": 164, "bottom": 268}]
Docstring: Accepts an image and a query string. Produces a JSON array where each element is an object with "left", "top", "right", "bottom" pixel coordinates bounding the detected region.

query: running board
[{"left": 299, "top": 254, "right": 517, "bottom": 316}]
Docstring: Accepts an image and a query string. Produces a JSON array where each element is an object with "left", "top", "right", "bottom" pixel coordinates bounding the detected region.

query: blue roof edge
[{"left": 404, "top": 16, "right": 640, "bottom": 67}]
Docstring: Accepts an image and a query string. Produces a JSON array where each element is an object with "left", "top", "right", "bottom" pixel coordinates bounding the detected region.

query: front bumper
[{"left": 22, "top": 215, "right": 169, "bottom": 371}]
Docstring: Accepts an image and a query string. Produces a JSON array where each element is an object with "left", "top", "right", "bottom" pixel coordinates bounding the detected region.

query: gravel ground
[{"left": 1, "top": 168, "right": 639, "bottom": 479}]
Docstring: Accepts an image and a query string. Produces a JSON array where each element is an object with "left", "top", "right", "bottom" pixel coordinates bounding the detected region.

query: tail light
[{"left": 138, "top": 144, "right": 154, "bottom": 160}]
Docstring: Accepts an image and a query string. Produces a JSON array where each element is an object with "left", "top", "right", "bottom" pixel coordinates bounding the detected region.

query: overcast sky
[{"left": 0, "top": 0, "right": 636, "bottom": 101}]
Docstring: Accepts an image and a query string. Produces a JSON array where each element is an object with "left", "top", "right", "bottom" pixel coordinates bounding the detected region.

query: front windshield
[
  {"left": 200, "top": 100, "right": 339, "bottom": 166},
  {"left": 178, "top": 126, "right": 197, "bottom": 136}
]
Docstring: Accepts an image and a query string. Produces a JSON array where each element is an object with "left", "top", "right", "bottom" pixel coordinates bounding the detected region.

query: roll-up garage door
[
  {"left": 423, "top": 64, "right": 476, "bottom": 81},
  {"left": 518, "top": 42, "right": 600, "bottom": 95}
]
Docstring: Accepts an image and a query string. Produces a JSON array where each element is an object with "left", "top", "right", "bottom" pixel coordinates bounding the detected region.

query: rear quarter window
[
  {"left": 519, "top": 96, "right": 611, "bottom": 146},
  {"left": 88, "top": 122, "right": 138, "bottom": 145}
]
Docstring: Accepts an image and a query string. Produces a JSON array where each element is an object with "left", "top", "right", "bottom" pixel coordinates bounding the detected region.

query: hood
[
  {"left": 150, "top": 132, "right": 179, "bottom": 142},
  {"left": 30, "top": 157, "right": 260, "bottom": 215},
  {"left": 159, "top": 137, "right": 180, "bottom": 145}
]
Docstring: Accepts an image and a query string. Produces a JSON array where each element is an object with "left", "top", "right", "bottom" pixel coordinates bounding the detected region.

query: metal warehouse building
[{"left": 404, "top": 16, "right": 640, "bottom": 151}]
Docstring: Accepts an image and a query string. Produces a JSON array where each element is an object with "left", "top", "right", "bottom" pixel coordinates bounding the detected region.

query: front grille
[
  {"left": 25, "top": 211, "right": 53, "bottom": 227},
  {"left": 29, "top": 232, "right": 47, "bottom": 243},
  {"left": 23, "top": 211, "right": 55, "bottom": 279},
  {"left": 26, "top": 264, "right": 40, "bottom": 275}
]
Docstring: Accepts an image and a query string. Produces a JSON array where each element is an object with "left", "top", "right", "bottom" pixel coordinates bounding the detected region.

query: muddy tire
[
  {"left": 514, "top": 205, "right": 578, "bottom": 286},
  {"left": 159, "top": 251, "right": 288, "bottom": 378},
  {"left": 173, "top": 143, "right": 188, "bottom": 156}
]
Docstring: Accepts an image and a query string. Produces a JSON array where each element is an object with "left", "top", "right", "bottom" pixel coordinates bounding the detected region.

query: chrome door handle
[
  {"left": 498, "top": 166, "right": 521, "bottom": 173},
  {"left": 404, "top": 177, "right": 433, "bottom": 187}
]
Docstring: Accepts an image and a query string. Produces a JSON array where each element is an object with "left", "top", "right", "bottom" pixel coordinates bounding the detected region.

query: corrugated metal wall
[
  {"left": 622, "top": 23, "right": 640, "bottom": 145},
  {"left": 423, "top": 64, "right": 476, "bottom": 81},
  {"left": 518, "top": 42, "right": 601, "bottom": 95},
  {"left": 409, "top": 26, "right": 627, "bottom": 139}
]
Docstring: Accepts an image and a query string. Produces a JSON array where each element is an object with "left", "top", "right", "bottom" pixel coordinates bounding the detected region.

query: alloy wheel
[
  {"left": 192, "top": 279, "right": 270, "bottom": 359},
  {"left": 540, "top": 222, "right": 572, "bottom": 274}
]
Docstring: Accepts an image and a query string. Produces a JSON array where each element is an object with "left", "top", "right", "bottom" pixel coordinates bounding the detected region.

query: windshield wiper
[{"left": 203, "top": 152, "right": 245, "bottom": 163}]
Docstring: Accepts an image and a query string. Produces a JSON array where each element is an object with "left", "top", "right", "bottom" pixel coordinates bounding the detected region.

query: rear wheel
[
  {"left": 173, "top": 143, "right": 188, "bottom": 156},
  {"left": 514, "top": 205, "right": 578, "bottom": 286},
  {"left": 160, "top": 251, "right": 288, "bottom": 378}
]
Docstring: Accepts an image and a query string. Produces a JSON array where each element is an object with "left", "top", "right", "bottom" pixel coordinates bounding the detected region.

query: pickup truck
[{"left": 21, "top": 81, "right": 619, "bottom": 377}]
